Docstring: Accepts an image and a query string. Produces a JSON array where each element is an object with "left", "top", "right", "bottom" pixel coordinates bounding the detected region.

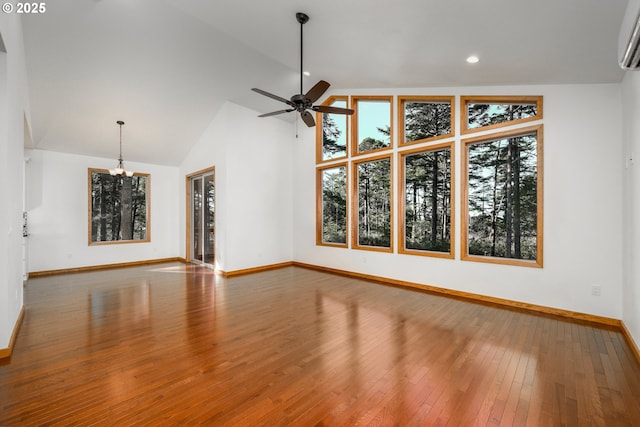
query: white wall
[
  {"left": 0, "top": 13, "right": 30, "bottom": 348},
  {"left": 179, "top": 101, "right": 294, "bottom": 272},
  {"left": 26, "top": 149, "right": 180, "bottom": 272},
  {"left": 622, "top": 70, "right": 640, "bottom": 346},
  {"left": 179, "top": 101, "right": 228, "bottom": 269},
  {"left": 293, "top": 84, "right": 624, "bottom": 319}
]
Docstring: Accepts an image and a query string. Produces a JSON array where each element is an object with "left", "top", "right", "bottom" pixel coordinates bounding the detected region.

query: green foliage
[
  {"left": 404, "top": 148, "right": 451, "bottom": 253},
  {"left": 467, "top": 133, "right": 538, "bottom": 260},
  {"left": 358, "top": 137, "right": 387, "bottom": 152},
  {"left": 467, "top": 103, "right": 537, "bottom": 129},
  {"left": 406, "top": 238, "right": 451, "bottom": 252},
  {"left": 405, "top": 101, "right": 451, "bottom": 142},
  {"left": 322, "top": 107, "right": 346, "bottom": 160},
  {"left": 358, "top": 123, "right": 390, "bottom": 153},
  {"left": 358, "top": 158, "right": 391, "bottom": 247},
  {"left": 322, "top": 167, "right": 347, "bottom": 244}
]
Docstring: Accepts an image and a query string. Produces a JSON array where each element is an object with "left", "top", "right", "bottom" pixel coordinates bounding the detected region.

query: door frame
[{"left": 185, "top": 166, "right": 216, "bottom": 267}]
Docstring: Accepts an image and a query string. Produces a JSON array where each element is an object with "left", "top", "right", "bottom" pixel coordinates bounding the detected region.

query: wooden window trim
[
  {"left": 351, "top": 95, "right": 394, "bottom": 157},
  {"left": 398, "top": 142, "right": 455, "bottom": 259},
  {"left": 316, "top": 96, "right": 350, "bottom": 164},
  {"left": 316, "top": 162, "right": 349, "bottom": 248},
  {"left": 398, "top": 96, "right": 455, "bottom": 146},
  {"left": 461, "top": 124, "right": 544, "bottom": 268},
  {"left": 460, "top": 95, "right": 543, "bottom": 135},
  {"left": 88, "top": 168, "right": 151, "bottom": 246},
  {"left": 351, "top": 153, "right": 394, "bottom": 253}
]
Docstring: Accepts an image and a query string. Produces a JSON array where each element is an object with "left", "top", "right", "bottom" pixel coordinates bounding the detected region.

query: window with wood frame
[
  {"left": 89, "top": 169, "right": 150, "bottom": 245},
  {"left": 314, "top": 93, "right": 543, "bottom": 270},
  {"left": 352, "top": 154, "right": 393, "bottom": 251},
  {"left": 399, "top": 96, "right": 454, "bottom": 145},
  {"left": 399, "top": 142, "right": 454, "bottom": 257},
  {"left": 317, "top": 96, "right": 349, "bottom": 163},
  {"left": 317, "top": 163, "right": 348, "bottom": 247},
  {"left": 461, "top": 96, "right": 542, "bottom": 134},
  {"left": 462, "top": 124, "right": 543, "bottom": 267},
  {"left": 352, "top": 96, "right": 393, "bottom": 156}
]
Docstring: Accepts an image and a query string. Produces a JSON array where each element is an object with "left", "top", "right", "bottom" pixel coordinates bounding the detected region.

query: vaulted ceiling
[{"left": 21, "top": 0, "right": 629, "bottom": 166}]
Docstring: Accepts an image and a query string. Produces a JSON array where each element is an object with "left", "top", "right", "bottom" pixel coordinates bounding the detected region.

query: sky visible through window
[{"left": 358, "top": 101, "right": 390, "bottom": 142}]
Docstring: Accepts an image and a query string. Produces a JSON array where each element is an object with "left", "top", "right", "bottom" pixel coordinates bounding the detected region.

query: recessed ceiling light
[
  {"left": 303, "top": 71, "right": 311, "bottom": 76},
  {"left": 466, "top": 55, "right": 479, "bottom": 64}
]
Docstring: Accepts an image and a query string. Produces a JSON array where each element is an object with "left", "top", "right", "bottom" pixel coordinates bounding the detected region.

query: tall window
[
  {"left": 352, "top": 155, "right": 393, "bottom": 251},
  {"left": 317, "top": 164, "right": 348, "bottom": 247},
  {"left": 399, "top": 143, "right": 454, "bottom": 257},
  {"left": 462, "top": 125, "right": 543, "bottom": 267}
]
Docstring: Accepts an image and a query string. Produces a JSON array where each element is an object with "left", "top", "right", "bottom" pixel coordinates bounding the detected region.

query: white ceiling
[{"left": 21, "top": 0, "right": 630, "bottom": 166}]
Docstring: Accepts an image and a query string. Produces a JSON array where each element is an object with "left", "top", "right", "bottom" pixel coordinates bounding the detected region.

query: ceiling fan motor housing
[
  {"left": 296, "top": 12, "right": 309, "bottom": 24},
  {"left": 290, "top": 94, "right": 312, "bottom": 112}
]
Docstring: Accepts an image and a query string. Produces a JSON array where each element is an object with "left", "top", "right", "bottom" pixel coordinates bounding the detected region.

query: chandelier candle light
[{"left": 109, "top": 120, "right": 134, "bottom": 177}]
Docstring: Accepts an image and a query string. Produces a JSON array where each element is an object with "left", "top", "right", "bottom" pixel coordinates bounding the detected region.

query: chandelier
[{"left": 109, "top": 120, "right": 134, "bottom": 177}]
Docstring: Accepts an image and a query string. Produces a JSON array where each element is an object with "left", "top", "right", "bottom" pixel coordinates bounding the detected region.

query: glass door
[{"left": 190, "top": 171, "right": 215, "bottom": 266}]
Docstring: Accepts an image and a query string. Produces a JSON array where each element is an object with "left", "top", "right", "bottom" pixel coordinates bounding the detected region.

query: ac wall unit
[{"left": 620, "top": 0, "right": 640, "bottom": 69}]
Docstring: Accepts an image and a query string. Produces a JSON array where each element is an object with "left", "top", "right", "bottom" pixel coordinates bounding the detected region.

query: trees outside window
[
  {"left": 399, "top": 96, "right": 454, "bottom": 145},
  {"left": 89, "top": 169, "right": 150, "bottom": 245},
  {"left": 462, "top": 125, "right": 543, "bottom": 267},
  {"left": 399, "top": 143, "right": 454, "bottom": 257},
  {"left": 315, "top": 94, "right": 543, "bottom": 268},
  {"left": 317, "top": 96, "right": 349, "bottom": 163},
  {"left": 461, "top": 96, "right": 542, "bottom": 134},
  {"left": 317, "top": 164, "right": 348, "bottom": 246},
  {"left": 352, "top": 155, "right": 392, "bottom": 251}
]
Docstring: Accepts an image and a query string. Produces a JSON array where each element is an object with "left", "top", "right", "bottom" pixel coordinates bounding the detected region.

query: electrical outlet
[
  {"left": 591, "top": 284, "right": 601, "bottom": 296},
  {"left": 626, "top": 152, "right": 635, "bottom": 169}
]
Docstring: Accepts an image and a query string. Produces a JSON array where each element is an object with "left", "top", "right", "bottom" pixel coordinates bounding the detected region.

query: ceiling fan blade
[
  {"left": 300, "top": 110, "right": 315, "bottom": 127},
  {"left": 304, "top": 80, "right": 330, "bottom": 103},
  {"left": 313, "top": 105, "right": 355, "bottom": 115},
  {"left": 251, "top": 88, "right": 295, "bottom": 107},
  {"left": 258, "top": 109, "right": 295, "bottom": 118}
]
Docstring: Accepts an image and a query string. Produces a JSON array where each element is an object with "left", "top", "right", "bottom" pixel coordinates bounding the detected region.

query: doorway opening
[{"left": 187, "top": 167, "right": 215, "bottom": 267}]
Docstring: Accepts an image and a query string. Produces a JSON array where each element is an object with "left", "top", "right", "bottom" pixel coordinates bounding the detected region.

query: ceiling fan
[{"left": 251, "top": 12, "right": 354, "bottom": 127}]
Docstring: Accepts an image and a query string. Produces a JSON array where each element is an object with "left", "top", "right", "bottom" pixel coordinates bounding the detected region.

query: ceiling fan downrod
[{"left": 296, "top": 12, "right": 309, "bottom": 96}]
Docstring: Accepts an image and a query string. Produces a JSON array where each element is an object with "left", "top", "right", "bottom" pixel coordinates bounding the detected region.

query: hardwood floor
[{"left": 1, "top": 262, "right": 640, "bottom": 426}]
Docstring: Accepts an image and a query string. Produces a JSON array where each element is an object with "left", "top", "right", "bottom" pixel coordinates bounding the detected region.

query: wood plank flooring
[{"left": 1, "top": 262, "right": 640, "bottom": 426}]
